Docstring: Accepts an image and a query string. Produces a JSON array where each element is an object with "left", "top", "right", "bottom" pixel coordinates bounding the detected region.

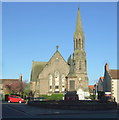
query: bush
[
  {"left": 90, "top": 95, "right": 96, "bottom": 100},
  {"left": 1, "top": 94, "right": 5, "bottom": 101}
]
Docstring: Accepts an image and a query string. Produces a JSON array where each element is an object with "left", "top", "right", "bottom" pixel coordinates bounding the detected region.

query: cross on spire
[{"left": 56, "top": 45, "right": 59, "bottom": 51}]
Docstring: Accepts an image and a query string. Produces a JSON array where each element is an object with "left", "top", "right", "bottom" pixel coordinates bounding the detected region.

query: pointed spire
[
  {"left": 75, "top": 8, "right": 84, "bottom": 36},
  {"left": 105, "top": 63, "right": 109, "bottom": 71},
  {"left": 67, "top": 54, "right": 72, "bottom": 65}
]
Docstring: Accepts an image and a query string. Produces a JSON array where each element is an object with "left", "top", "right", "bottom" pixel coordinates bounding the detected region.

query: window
[
  {"left": 55, "top": 71, "right": 59, "bottom": 86},
  {"left": 79, "top": 61, "right": 81, "bottom": 70},
  {"left": 76, "top": 39, "right": 78, "bottom": 49},
  {"left": 62, "top": 74, "right": 65, "bottom": 85},
  {"left": 50, "top": 86, "right": 52, "bottom": 89},
  {"left": 49, "top": 74, "right": 52, "bottom": 86},
  {"left": 79, "top": 39, "right": 81, "bottom": 49},
  {"left": 85, "top": 60, "right": 86, "bottom": 70},
  {"left": 62, "top": 74, "right": 65, "bottom": 91},
  {"left": 55, "top": 86, "right": 59, "bottom": 89},
  {"left": 49, "top": 74, "right": 52, "bottom": 91}
]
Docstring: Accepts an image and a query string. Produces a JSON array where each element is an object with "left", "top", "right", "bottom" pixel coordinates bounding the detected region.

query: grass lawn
[{"left": 40, "top": 94, "right": 64, "bottom": 100}]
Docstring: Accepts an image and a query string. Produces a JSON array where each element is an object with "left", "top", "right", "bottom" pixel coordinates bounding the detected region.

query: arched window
[
  {"left": 76, "top": 39, "right": 78, "bottom": 49},
  {"left": 79, "top": 39, "right": 81, "bottom": 49},
  {"left": 55, "top": 71, "right": 59, "bottom": 91},
  {"left": 85, "top": 60, "right": 86, "bottom": 71},
  {"left": 79, "top": 61, "right": 81, "bottom": 70},
  {"left": 62, "top": 74, "right": 65, "bottom": 91},
  {"left": 49, "top": 74, "right": 52, "bottom": 91}
]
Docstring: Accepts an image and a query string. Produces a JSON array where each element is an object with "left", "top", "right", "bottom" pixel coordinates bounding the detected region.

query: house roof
[
  {"left": 0, "top": 79, "right": 19, "bottom": 85},
  {"left": 30, "top": 61, "right": 47, "bottom": 81},
  {"left": 100, "top": 77, "right": 104, "bottom": 80},
  {"left": 89, "top": 85, "right": 94, "bottom": 91},
  {"left": 109, "top": 70, "right": 119, "bottom": 79},
  {"left": 89, "top": 85, "right": 94, "bottom": 93}
]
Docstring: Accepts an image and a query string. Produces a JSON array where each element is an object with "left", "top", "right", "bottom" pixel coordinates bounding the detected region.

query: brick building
[{"left": 0, "top": 75, "right": 22, "bottom": 96}]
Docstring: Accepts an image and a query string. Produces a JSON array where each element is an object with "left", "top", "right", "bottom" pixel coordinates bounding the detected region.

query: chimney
[
  {"left": 19, "top": 74, "right": 22, "bottom": 81},
  {"left": 105, "top": 63, "right": 109, "bottom": 71}
]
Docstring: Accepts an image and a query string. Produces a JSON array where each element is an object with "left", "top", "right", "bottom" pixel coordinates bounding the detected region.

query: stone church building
[{"left": 30, "top": 8, "right": 89, "bottom": 99}]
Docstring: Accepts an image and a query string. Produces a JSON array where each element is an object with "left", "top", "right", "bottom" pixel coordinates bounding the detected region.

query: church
[{"left": 30, "top": 8, "right": 89, "bottom": 99}]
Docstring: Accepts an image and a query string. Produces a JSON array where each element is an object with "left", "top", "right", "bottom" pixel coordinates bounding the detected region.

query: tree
[
  {"left": 5, "top": 80, "right": 26, "bottom": 95},
  {"left": 22, "top": 82, "right": 31, "bottom": 97}
]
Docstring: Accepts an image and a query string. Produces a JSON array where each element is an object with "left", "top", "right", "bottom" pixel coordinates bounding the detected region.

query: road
[{"left": 1, "top": 101, "right": 119, "bottom": 119}]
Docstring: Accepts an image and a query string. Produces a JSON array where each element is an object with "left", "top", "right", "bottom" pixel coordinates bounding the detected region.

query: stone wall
[
  {"left": 36, "top": 51, "right": 69, "bottom": 95},
  {"left": 28, "top": 100, "right": 117, "bottom": 110}
]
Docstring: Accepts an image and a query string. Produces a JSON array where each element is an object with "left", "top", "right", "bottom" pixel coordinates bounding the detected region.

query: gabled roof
[
  {"left": 30, "top": 49, "right": 69, "bottom": 82},
  {"left": 89, "top": 85, "right": 94, "bottom": 93},
  {"left": 30, "top": 61, "right": 47, "bottom": 81},
  {"left": 109, "top": 70, "right": 119, "bottom": 79},
  {"left": 47, "top": 50, "right": 67, "bottom": 66},
  {"left": 98, "top": 77, "right": 104, "bottom": 83},
  {"left": 89, "top": 85, "right": 94, "bottom": 91},
  {"left": 100, "top": 77, "right": 104, "bottom": 80}
]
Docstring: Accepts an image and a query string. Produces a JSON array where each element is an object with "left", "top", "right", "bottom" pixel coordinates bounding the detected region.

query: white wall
[
  {"left": 111, "top": 79, "right": 119, "bottom": 103},
  {"left": 117, "top": 80, "right": 119, "bottom": 104}
]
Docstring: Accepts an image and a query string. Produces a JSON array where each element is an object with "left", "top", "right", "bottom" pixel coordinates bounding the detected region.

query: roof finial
[{"left": 56, "top": 45, "right": 59, "bottom": 51}]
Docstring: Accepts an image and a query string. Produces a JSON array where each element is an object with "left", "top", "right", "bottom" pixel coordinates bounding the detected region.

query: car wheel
[
  {"left": 8, "top": 100, "right": 11, "bottom": 103},
  {"left": 19, "top": 101, "right": 22, "bottom": 103}
]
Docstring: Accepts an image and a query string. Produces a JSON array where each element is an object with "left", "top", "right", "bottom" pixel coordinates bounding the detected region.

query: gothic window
[
  {"left": 62, "top": 74, "right": 65, "bottom": 91},
  {"left": 76, "top": 39, "right": 78, "bottom": 49},
  {"left": 49, "top": 74, "right": 52, "bottom": 91},
  {"left": 55, "top": 71, "right": 59, "bottom": 91},
  {"left": 50, "top": 86, "right": 52, "bottom": 89},
  {"left": 55, "top": 86, "right": 59, "bottom": 89},
  {"left": 79, "top": 39, "right": 81, "bottom": 49},
  {"left": 77, "top": 39, "right": 79, "bottom": 49},
  {"left": 79, "top": 61, "right": 81, "bottom": 70},
  {"left": 55, "top": 71, "right": 59, "bottom": 85},
  {"left": 85, "top": 60, "right": 86, "bottom": 70}
]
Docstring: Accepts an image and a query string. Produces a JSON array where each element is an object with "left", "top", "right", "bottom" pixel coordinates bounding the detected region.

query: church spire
[
  {"left": 74, "top": 8, "right": 84, "bottom": 51},
  {"left": 75, "top": 8, "right": 83, "bottom": 36}
]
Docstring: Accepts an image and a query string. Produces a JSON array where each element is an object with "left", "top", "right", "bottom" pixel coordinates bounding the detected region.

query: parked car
[{"left": 8, "top": 95, "right": 25, "bottom": 103}]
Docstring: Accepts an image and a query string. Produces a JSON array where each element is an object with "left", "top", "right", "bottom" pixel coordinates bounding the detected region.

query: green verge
[{"left": 40, "top": 94, "right": 64, "bottom": 100}]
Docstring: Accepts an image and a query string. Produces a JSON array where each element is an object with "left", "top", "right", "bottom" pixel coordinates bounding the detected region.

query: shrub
[{"left": 90, "top": 95, "right": 96, "bottom": 100}]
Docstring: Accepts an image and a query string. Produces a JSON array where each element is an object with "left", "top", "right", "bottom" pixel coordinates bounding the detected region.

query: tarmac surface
[{"left": 1, "top": 101, "right": 119, "bottom": 120}]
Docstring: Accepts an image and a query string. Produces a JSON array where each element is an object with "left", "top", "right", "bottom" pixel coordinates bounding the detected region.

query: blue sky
[{"left": 2, "top": 2, "right": 117, "bottom": 85}]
